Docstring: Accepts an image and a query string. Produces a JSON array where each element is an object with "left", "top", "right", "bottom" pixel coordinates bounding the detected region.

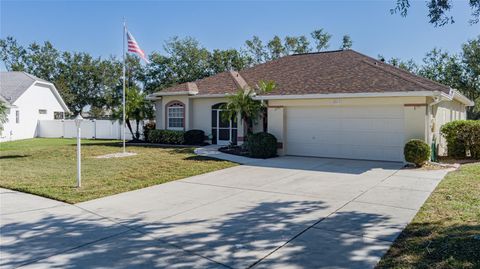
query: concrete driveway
[{"left": 0, "top": 156, "right": 452, "bottom": 269}]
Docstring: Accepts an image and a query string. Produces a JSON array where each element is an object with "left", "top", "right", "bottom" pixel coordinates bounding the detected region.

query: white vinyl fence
[{"left": 38, "top": 119, "right": 146, "bottom": 140}]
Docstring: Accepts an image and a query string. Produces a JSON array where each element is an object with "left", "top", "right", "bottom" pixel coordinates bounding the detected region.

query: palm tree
[
  {"left": 222, "top": 80, "right": 276, "bottom": 136},
  {"left": 113, "top": 86, "right": 154, "bottom": 140}
]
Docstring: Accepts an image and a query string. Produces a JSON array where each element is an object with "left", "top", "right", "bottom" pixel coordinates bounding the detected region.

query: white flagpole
[{"left": 122, "top": 18, "right": 126, "bottom": 153}]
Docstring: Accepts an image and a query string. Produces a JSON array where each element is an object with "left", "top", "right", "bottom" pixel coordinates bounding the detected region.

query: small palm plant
[{"left": 222, "top": 80, "right": 276, "bottom": 136}]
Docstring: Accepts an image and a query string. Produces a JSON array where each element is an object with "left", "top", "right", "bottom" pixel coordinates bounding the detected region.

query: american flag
[{"left": 127, "top": 31, "right": 150, "bottom": 63}]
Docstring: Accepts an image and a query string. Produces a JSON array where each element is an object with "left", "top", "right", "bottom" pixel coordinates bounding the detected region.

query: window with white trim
[
  {"left": 39, "top": 109, "right": 47, "bottom": 114},
  {"left": 167, "top": 102, "right": 184, "bottom": 130},
  {"left": 15, "top": 110, "right": 20, "bottom": 123}
]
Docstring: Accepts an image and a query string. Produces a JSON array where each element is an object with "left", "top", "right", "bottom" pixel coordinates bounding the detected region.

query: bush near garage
[
  {"left": 148, "top": 130, "right": 185, "bottom": 145},
  {"left": 404, "top": 139, "right": 431, "bottom": 167},
  {"left": 184, "top": 129, "right": 205, "bottom": 145},
  {"left": 247, "top": 132, "right": 278, "bottom": 158},
  {"left": 440, "top": 120, "right": 480, "bottom": 159}
]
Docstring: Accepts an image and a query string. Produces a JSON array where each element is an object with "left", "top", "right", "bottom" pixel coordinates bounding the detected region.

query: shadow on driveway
[{"left": 2, "top": 199, "right": 400, "bottom": 269}]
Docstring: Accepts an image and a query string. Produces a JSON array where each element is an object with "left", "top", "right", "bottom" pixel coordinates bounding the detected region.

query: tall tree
[
  {"left": 267, "top": 35, "right": 286, "bottom": 60},
  {"left": 144, "top": 52, "right": 175, "bottom": 93},
  {"left": 378, "top": 55, "right": 419, "bottom": 73},
  {"left": 55, "top": 52, "right": 119, "bottom": 115},
  {"left": 418, "top": 48, "right": 464, "bottom": 89},
  {"left": 112, "top": 85, "right": 153, "bottom": 140},
  {"left": 417, "top": 38, "right": 480, "bottom": 119},
  {"left": 460, "top": 36, "right": 480, "bottom": 118},
  {"left": 311, "top": 29, "right": 332, "bottom": 51},
  {"left": 25, "top": 41, "right": 60, "bottom": 81},
  {"left": 163, "top": 36, "right": 212, "bottom": 84},
  {"left": 284, "top": 36, "right": 311, "bottom": 54},
  {"left": 341, "top": 35, "right": 353, "bottom": 50},
  {"left": 0, "top": 37, "right": 27, "bottom": 71},
  {"left": 245, "top": 36, "right": 268, "bottom": 64},
  {"left": 391, "top": 0, "right": 480, "bottom": 26},
  {"left": 209, "top": 49, "right": 251, "bottom": 73}
]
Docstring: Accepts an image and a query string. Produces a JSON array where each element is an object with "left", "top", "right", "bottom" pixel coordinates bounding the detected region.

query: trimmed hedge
[
  {"left": 148, "top": 130, "right": 184, "bottom": 145},
  {"left": 440, "top": 120, "right": 480, "bottom": 159},
  {"left": 247, "top": 132, "right": 277, "bottom": 158},
  {"left": 404, "top": 139, "right": 430, "bottom": 167},
  {"left": 184, "top": 129, "right": 205, "bottom": 145}
]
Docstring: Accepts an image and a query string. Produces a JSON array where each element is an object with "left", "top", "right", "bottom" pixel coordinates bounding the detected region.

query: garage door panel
[
  {"left": 341, "top": 119, "right": 375, "bottom": 132},
  {"left": 286, "top": 106, "right": 405, "bottom": 162}
]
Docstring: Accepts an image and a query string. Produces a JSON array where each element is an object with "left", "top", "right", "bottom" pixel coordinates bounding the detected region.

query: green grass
[
  {"left": 0, "top": 138, "right": 236, "bottom": 203},
  {"left": 377, "top": 163, "right": 480, "bottom": 269}
]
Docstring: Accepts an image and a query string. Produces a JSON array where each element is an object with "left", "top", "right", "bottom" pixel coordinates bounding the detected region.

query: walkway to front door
[{"left": 211, "top": 103, "right": 237, "bottom": 145}]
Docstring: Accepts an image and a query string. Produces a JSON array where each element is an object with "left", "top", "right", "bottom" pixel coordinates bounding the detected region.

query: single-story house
[
  {"left": 0, "top": 72, "right": 70, "bottom": 142},
  {"left": 147, "top": 50, "right": 474, "bottom": 162}
]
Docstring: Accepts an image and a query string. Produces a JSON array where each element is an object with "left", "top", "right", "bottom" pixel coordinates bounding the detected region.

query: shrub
[
  {"left": 247, "top": 132, "right": 277, "bottom": 158},
  {"left": 148, "top": 130, "right": 184, "bottom": 145},
  {"left": 404, "top": 139, "right": 431, "bottom": 167},
  {"left": 441, "top": 120, "right": 480, "bottom": 159},
  {"left": 184, "top": 129, "right": 205, "bottom": 145},
  {"left": 143, "top": 121, "right": 156, "bottom": 142}
]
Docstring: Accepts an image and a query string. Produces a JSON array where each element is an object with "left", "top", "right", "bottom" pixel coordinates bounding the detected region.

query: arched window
[{"left": 166, "top": 101, "right": 185, "bottom": 130}]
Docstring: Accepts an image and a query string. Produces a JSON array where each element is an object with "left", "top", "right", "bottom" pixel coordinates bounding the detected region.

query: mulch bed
[{"left": 218, "top": 146, "right": 250, "bottom": 157}]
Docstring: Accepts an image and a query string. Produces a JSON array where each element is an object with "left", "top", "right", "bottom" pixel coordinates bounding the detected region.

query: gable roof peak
[{"left": 229, "top": 70, "right": 249, "bottom": 89}]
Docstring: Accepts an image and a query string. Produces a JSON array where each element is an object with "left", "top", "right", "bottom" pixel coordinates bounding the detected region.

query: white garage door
[{"left": 285, "top": 106, "right": 405, "bottom": 162}]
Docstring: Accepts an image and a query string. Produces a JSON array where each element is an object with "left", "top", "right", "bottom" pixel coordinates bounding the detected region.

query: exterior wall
[
  {"left": 403, "top": 105, "right": 427, "bottom": 142},
  {"left": 159, "top": 95, "right": 190, "bottom": 130},
  {"left": 190, "top": 97, "right": 246, "bottom": 143},
  {"left": 154, "top": 100, "right": 163, "bottom": 130},
  {"left": 430, "top": 99, "right": 467, "bottom": 156},
  {"left": 0, "top": 83, "right": 66, "bottom": 142},
  {"left": 267, "top": 107, "right": 285, "bottom": 155},
  {"left": 156, "top": 96, "right": 246, "bottom": 144},
  {"left": 191, "top": 97, "right": 228, "bottom": 138}
]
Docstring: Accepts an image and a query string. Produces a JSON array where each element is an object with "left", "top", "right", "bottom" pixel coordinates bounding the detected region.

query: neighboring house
[
  {"left": 148, "top": 50, "right": 474, "bottom": 162},
  {"left": 0, "top": 72, "right": 70, "bottom": 142}
]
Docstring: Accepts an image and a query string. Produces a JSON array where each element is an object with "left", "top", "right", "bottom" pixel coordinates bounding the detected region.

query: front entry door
[{"left": 212, "top": 107, "right": 237, "bottom": 145}]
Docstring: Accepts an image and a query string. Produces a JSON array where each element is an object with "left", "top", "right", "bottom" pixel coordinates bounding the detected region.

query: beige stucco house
[{"left": 148, "top": 50, "right": 473, "bottom": 162}]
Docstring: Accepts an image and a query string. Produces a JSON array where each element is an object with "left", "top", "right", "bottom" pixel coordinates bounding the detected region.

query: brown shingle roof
[{"left": 157, "top": 50, "right": 450, "bottom": 96}]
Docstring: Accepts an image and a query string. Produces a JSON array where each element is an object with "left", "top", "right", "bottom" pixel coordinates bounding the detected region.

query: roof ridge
[
  {"left": 350, "top": 50, "right": 448, "bottom": 93},
  {"left": 290, "top": 49, "right": 346, "bottom": 56},
  {"left": 186, "top": 82, "right": 198, "bottom": 92},
  {"left": 229, "top": 71, "right": 249, "bottom": 89},
  {"left": 361, "top": 60, "right": 438, "bottom": 92}
]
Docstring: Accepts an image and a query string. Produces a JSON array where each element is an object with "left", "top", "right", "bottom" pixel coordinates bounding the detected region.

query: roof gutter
[
  {"left": 254, "top": 90, "right": 474, "bottom": 106},
  {"left": 449, "top": 89, "right": 474, "bottom": 106},
  {"left": 254, "top": 91, "right": 437, "bottom": 100},
  {"left": 147, "top": 90, "right": 198, "bottom": 99}
]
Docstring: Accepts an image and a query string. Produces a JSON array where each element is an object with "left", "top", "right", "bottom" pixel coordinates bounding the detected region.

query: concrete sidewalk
[{"left": 0, "top": 156, "right": 453, "bottom": 268}]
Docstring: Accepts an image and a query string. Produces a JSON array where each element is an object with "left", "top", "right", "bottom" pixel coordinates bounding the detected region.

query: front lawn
[
  {"left": 0, "top": 138, "right": 236, "bottom": 203},
  {"left": 377, "top": 162, "right": 480, "bottom": 269}
]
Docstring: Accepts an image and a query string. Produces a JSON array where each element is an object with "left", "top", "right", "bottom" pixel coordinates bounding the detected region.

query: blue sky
[{"left": 1, "top": 0, "right": 478, "bottom": 69}]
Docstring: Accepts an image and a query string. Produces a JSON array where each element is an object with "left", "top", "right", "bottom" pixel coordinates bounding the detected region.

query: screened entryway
[{"left": 211, "top": 103, "right": 237, "bottom": 145}]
